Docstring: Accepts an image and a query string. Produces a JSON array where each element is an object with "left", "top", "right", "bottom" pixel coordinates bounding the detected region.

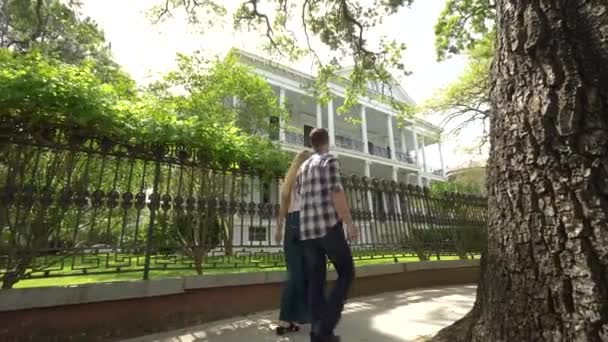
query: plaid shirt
[{"left": 295, "top": 152, "right": 343, "bottom": 240}]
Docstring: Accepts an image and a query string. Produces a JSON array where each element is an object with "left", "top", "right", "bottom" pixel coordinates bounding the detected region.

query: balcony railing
[
  {"left": 285, "top": 131, "right": 305, "bottom": 146},
  {"left": 430, "top": 167, "right": 445, "bottom": 176},
  {"left": 283, "top": 133, "right": 435, "bottom": 169},
  {"left": 335, "top": 135, "right": 365, "bottom": 152},
  {"left": 396, "top": 151, "right": 416, "bottom": 165},
  {"left": 370, "top": 145, "right": 390, "bottom": 159}
]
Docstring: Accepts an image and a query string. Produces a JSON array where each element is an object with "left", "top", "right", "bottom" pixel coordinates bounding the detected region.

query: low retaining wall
[{"left": 0, "top": 259, "right": 479, "bottom": 342}]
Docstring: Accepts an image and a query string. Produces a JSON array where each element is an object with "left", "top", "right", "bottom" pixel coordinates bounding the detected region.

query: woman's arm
[{"left": 274, "top": 206, "right": 287, "bottom": 244}]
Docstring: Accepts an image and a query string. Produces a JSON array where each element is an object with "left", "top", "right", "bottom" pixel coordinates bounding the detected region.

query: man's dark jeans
[{"left": 302, "top": 222, "right": 354, "bottom": 338}]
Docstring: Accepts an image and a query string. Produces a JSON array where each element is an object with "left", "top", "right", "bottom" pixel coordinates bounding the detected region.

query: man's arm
[
  {"left": 327, "top": 158, "right": 353, "bottom": 227},
  {"left": 332, "top": 190, "right": 353, "bottom": 227}
]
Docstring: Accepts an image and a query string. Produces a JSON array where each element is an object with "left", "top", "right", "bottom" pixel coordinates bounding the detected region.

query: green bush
[
  {"left": 407, "top": 228, "right": 442, "bottom": 261},
  {"left": 0, "top": 49, "right": 290, "bottom": 178},
  {"left": 452, "top": 226, "right": 485, "bottom": 258},
  {"left": 405, "top": 225, "right": 484, "bottom": 260}
]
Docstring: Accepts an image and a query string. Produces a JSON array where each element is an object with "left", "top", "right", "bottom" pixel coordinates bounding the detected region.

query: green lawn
[{"left": 12, "top": 254, "right": 478, "bottom": 289}]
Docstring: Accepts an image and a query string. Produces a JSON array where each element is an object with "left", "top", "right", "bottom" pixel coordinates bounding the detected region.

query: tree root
[{"left": 431, "top": 306, "right": 481, "bottom": 342}]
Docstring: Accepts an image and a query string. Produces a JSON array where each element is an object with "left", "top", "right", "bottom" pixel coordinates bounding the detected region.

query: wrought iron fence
[{"left": 0, "top": 123, "right": 487, "bottom": 288}]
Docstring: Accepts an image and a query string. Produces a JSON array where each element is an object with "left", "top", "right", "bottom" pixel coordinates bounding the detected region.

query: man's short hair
[{"left": 310, "top": 128, "right": 329, "bottom": 152}]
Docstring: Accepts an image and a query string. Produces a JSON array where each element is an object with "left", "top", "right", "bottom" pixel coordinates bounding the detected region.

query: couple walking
[{"left": 275, "top": 128, "right": 359, "bottom": 342}]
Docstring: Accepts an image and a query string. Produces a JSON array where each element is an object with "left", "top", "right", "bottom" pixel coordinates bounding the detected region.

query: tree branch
[
  {"left": 301, "top": 0, "right": 322, "bottom": 68},
  {"left": 31, "top": 0, "right": 46, "bottom": 45},
  {"left": 240, "top": 0, "right": 280, "bottom": 51},
  {"left": 153, "top": 0, "right": 172, "bottom": 24},
  {"left": 452, "top": 103, "right": 490, "bottom": 116}
]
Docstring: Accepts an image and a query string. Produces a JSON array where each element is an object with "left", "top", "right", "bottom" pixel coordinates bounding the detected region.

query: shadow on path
[{"left": 121, "top": 285, "right": 477, "bottom": 342}]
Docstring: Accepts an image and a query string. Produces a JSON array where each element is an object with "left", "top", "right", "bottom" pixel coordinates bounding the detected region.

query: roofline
[
  {"left": 330, "top": 65, "right": 417, "bottom": 107},
  {"left": 231, "top": 48, "right": 315, "bottom": 83},
  {"left": 446, "top": 166, "right": 487, "bottom": 175}
]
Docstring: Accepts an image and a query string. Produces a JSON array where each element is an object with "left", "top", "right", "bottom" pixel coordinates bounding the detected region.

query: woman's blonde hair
[{"left": 279, "top": 150, "right": 312, "bottom": 217}]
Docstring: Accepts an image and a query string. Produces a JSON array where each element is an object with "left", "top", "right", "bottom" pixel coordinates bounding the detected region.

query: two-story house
[{"left": 234, "top": 49, "right": 447, "bottom": 187}]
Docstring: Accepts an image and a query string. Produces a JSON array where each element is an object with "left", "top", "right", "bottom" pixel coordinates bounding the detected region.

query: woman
[{"left": 274, "top": 150, "right": 312, "bottom": 335}]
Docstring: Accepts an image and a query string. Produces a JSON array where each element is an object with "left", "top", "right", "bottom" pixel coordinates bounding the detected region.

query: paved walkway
[{"left": 122, "top": 285, "right": 477, "bottom": 342}]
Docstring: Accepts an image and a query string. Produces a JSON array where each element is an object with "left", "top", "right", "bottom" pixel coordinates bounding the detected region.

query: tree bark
[{"left": 433, "top": 1, "right": 608, "bottom": 341}]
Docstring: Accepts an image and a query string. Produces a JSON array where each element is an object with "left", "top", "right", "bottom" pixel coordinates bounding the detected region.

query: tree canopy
[
  {"left": 433, "top": 0, "right": 495, "bottom": 61},
  {"left": 418, "top": 0, "right": 496, "bottom": 148},
  {"left": 150, "top": 0, "right": 417, "bottom": 115},
  {"left": 420, "top": 34, "right": 492, "bottom": 146},
  {"left": 0, "top": 0, "right": 133, "bottom": 87}
]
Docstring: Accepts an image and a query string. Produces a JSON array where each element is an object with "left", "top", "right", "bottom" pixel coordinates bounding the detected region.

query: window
[
  {"left": 262, "top": 182, "right": 271, "bottom": 204},
  {"left": 248, "top": 226, "right": 267, "bottom": 242},
  {"left": 304, "top": 125, "right": 313, "bottom": 147},
  {"left": 269, "top": 116, "right": 279, "bottom": 140}
]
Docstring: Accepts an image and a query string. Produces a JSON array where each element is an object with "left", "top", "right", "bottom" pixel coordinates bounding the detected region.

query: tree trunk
[
  {"left": 1, "top": 256, "right": 32, "bottom": 290},
  {"left": 193, "top": 247, "right": 204, "bottom": 275},
  {"left": 433, "top": 1, "right": 608, "bottom": 341}
]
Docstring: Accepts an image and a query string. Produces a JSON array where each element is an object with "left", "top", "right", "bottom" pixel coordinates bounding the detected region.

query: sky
[{"left": 79, "top": 0, "right": 487, "bottom": 170}]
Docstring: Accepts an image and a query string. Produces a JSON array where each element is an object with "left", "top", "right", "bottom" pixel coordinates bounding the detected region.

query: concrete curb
[{"left": 0, "top": 259, "right": 479, "bottom": 312}]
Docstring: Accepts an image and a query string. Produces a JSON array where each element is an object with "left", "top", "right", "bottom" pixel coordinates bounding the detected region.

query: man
[{"left": 295, "top": 128, "right": 359, "bottom": 342}]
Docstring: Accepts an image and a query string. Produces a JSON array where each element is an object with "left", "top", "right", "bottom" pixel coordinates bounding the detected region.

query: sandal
[{"left": 276, "top": 322, "right": 300, "bottom": 335}]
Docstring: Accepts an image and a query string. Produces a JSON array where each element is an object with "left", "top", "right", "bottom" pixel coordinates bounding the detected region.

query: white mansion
[{"left": 234, "top": 49, "right": 447, "bottom": 187}]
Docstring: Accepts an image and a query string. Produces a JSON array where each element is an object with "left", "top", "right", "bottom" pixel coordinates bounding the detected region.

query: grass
[{"left": 12, "top": 254, "right": 478, "bottom": 289}]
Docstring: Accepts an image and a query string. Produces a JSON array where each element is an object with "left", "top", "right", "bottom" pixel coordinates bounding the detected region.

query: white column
[
  {"left": 316, "top": 103, "right": 323, "bottom": 128},
  {"left": 232, "top": 96, "right": 239, "bottom": 108},
  {"left": 400, "top": 129, "right": 407, "bottom": 162},
  {"left": 419, "top": 135, "right": 427, "bottom": 172},
  {"left": 279, "top": 88, "right": 286, "bottom": 142},
  {"left": 365, "top": 161, "right": 374, "bottom": 214},
  {"left": 392, "top": 166, "right": 402, "bottom": 216},
  {"left": 417, "top": 173, "right": 423, "bottom": 187},
  {"left": 412, "top": 130, "right": 420, "bottom": 166},
  {"left": 438, "top": 140, "right": 446, "bottom": 177},
  {"left": 361, "top": 106, "right": 369, "bottom": 154},
  {"left": 328, "top": 98, "right": 335, "bottom": 146},
  {"left": 387, "top": 115, "right": 396, "bottom": 160},
  {"left": 364, "top": 161, "right": 371, "bottom": 178}
]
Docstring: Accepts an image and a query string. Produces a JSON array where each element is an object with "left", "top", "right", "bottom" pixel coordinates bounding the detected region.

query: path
[{"left": 121, "top": 285, "right": 477, "bottom": 342}]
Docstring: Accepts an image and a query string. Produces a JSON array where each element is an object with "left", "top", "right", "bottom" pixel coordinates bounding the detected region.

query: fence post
[{"left": 143, "top": 146, "right": 163, "bottom": 280}]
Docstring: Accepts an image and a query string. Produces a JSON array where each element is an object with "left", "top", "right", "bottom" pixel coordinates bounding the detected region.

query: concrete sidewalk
[{"left": 121, "top": 285, "right": 476, "bottom": 342}]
